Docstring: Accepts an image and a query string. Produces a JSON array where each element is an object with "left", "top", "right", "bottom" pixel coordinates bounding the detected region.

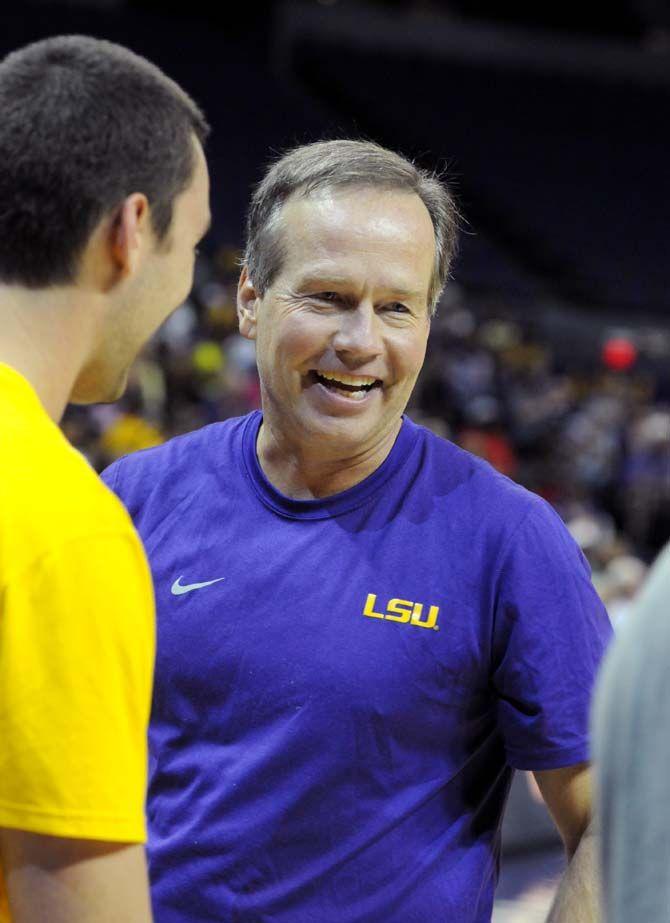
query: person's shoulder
[
  {"left": 615, "top": 543, "right": 670, "bottom": 653},
  {"left": 637, "top": 542, "right": 670, "bottom": 606},
  {"left": 102, "top": 413, "right": 253, "bottom": 507},
  {"left": 593, "top": 543, "right": 670, "bottom": 754},
  {"left": 411, "top": 418, "right": 543, "bottom": 522},
  {"left": 2, "top": 421, "right": 139, "bottom": 579},
  {"left": 409, "top": 419, "right": 582, "bottom": 573}
]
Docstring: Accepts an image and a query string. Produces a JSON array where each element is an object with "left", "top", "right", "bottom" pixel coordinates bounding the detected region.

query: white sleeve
[{"left": 592, "top": 543, "right": 670, "bottom": 923}]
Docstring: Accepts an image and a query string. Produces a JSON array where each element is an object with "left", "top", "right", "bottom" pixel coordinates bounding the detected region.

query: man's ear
[
  {"left": 110, "top": 193, "right": 151, "bottom": 278},
  {"left": 237, "top": 265, "right": 260, "bottom": 340}
]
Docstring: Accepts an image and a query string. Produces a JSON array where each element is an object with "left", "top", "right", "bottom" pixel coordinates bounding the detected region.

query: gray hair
[{"left": 243, "top": 139, "right": 459, "bottom": 314}]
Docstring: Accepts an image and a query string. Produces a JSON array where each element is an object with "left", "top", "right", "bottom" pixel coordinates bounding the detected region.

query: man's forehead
[
  {"left": 282, "top": 186, "right": 431, "bottom": 229},
  {"left": 278, "top": 187, "right": 435, "bottom": 270}
]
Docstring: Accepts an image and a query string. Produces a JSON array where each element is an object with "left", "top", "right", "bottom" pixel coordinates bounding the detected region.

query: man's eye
[
  {"left": 387, "top": 302, "right": 410, "bottom": 313},
  {"left": 315, "top": 292, "right": 339, "bottom": 302}
]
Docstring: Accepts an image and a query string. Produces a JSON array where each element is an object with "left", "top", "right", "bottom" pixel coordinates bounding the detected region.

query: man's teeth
[
  {"left": 318, "top": 372, "right": 378, "bottom": 388},
  {"left": 313, "top": 371, "right": 380, "bottom": 401}
]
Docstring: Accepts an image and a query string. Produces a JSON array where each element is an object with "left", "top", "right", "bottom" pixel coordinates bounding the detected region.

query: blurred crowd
[{"left": 62, "top": 246, "right": 670, "bottom": 622}]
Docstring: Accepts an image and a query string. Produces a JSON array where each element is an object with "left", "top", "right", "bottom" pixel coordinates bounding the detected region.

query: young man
[
  {"left": 0, "top": 36, "right": 210, "bottom": 922},
  {"left": 105, "top": 140, "right": 611, "bottom": 922}
]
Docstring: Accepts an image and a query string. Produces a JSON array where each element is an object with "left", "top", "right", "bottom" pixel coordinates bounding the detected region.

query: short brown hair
[
  {"left": 244, "top": 139, "right": 459, "bottom": 313},
  {"left": 0, "top": 35, "right": 209, "bottom": 288}
]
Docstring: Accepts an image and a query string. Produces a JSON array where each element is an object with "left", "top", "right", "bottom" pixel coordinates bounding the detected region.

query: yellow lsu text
[{"left": 363, "top": 593, "right": 440, "bottom": 630}]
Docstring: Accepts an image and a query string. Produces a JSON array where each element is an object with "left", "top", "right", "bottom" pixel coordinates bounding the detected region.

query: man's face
[
  {"left": 72, "top": 136, "right": 211, "bottom": 403},
  {"left": 240, "top": 187, "right": 435, "bottom": 459}
]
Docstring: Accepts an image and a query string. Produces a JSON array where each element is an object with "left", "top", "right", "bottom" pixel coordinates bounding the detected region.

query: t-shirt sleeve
[
  {"left": 0, "top": 530, "right": 155, "bottom": 841},
  {"left": 491, "top": 498, "right": 613, "bottom": 771}
]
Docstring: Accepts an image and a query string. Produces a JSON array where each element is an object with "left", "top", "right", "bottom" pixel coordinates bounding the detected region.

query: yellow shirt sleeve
[{"left": 0, "top": 530, "right": 155, "bottom": 842}]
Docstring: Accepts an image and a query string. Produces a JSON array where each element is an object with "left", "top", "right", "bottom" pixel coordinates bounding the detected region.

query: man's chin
[
  {"left": 300, "top": 408, "right": 383, "bottom": 448},
  {"left": 69, "top": 366, "right": 129, "bottom": 405}
]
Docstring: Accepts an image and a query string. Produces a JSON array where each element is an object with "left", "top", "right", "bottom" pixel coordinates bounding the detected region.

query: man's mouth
[{"left": 308, "top": 370, "right": 383, "bottom": 401}]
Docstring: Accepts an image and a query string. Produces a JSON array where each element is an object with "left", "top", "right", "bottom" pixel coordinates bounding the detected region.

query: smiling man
[
  {"left": 104, "top": 140, "right": 612, "bottom": 922},
  {"left": 239, "top": 184, "right": 435, "bottom": 498}
]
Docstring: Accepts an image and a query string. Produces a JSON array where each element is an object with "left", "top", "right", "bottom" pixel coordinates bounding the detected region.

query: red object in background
[{"left": 602, "top": 336, "right": 637, "bottom": 371}]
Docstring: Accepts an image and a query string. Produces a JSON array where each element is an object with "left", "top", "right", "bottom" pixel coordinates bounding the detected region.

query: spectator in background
[
  {"left": 0, "top": 35, "right": 210, "bottom": 923},
  {"left": 593, "top": 541, "right": 670, "bottom": 923},
  {"left": 621, "top": 409, "right": 670, "bottom": 555}
]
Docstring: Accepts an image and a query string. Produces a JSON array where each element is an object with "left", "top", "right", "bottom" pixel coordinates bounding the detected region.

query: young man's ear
[
  {"left": 237, "top": 265, "right": 260, "bottom": 340},
  {"left": 110, "top": 193, "right": 151, "bottom": 278}
]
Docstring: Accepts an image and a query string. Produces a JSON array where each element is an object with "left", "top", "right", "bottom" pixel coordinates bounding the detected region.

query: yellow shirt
[{"left": 0, "top": 363, "right": 155, "bottom": 917}]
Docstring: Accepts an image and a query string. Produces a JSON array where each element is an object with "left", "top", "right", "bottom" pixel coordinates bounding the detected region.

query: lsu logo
[{"left": 363, "top": 593, "right": 440, "bottom": 630}]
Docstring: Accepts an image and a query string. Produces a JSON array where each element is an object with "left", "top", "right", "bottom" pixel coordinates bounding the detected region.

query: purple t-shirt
[{"left": 103, "top": 412, "right": 612, "bottom": 923}]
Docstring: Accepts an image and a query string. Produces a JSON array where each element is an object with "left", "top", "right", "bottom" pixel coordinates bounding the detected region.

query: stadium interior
[{"left": 3, "top": 2, "right": 669, "bottom": 918}]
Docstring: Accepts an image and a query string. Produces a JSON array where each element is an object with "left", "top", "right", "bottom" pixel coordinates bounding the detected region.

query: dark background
[{"left": 2, "top": 0, "right": 668, "bottom": 318}]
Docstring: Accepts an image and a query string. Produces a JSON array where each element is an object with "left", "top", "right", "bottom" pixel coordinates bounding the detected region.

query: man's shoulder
[
  {"left": 411, "top": 418, "right": 543, "bottom": 521},
  {"left": 2, "top": 420, "right": 140, "bottom": 580},
  {"left": 408, "top": 419, "right": 582, "bottom": 575},
  {"left": 613, "top": 543, "right": 670, "bottom": 657},
  {"left": 102, "top": 413, "right": 252, "bottom": 504}
]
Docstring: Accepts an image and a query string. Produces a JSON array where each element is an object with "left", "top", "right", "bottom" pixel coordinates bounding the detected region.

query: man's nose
[{"left": 331, "top": 303, "right": 383, "bottom": 364}]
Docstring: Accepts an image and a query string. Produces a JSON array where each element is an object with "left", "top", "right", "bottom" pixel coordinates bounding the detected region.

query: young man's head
[{"left": 0, "top": 35, "right": 212, "bottom": 401}]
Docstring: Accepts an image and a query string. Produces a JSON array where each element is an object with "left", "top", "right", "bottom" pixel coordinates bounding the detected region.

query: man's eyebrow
[
  {"left": 296, "top": 275, "right": 424, "bottom": 300},
  {"left": 386, "top": 286, "right": 425, "bottom": 300},
  {"left": 295, "top": 274, "right": 349, "bottom": 289}
]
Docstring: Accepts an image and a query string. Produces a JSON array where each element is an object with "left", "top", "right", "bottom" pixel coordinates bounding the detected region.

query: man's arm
[
  {"left": 0, "top": 531, "right": 155, "bottom": 920},
  {"left": 533, "top": 762, "right": 601, "bottom": 923},
  {"left": 0, "top": 829, "right": 153, "bottom": 923}
]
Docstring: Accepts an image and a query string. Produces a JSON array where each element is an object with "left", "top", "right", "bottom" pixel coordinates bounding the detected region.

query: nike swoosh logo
[{"left": 171, "top": 576, "right": 225, "bottom": 596}]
